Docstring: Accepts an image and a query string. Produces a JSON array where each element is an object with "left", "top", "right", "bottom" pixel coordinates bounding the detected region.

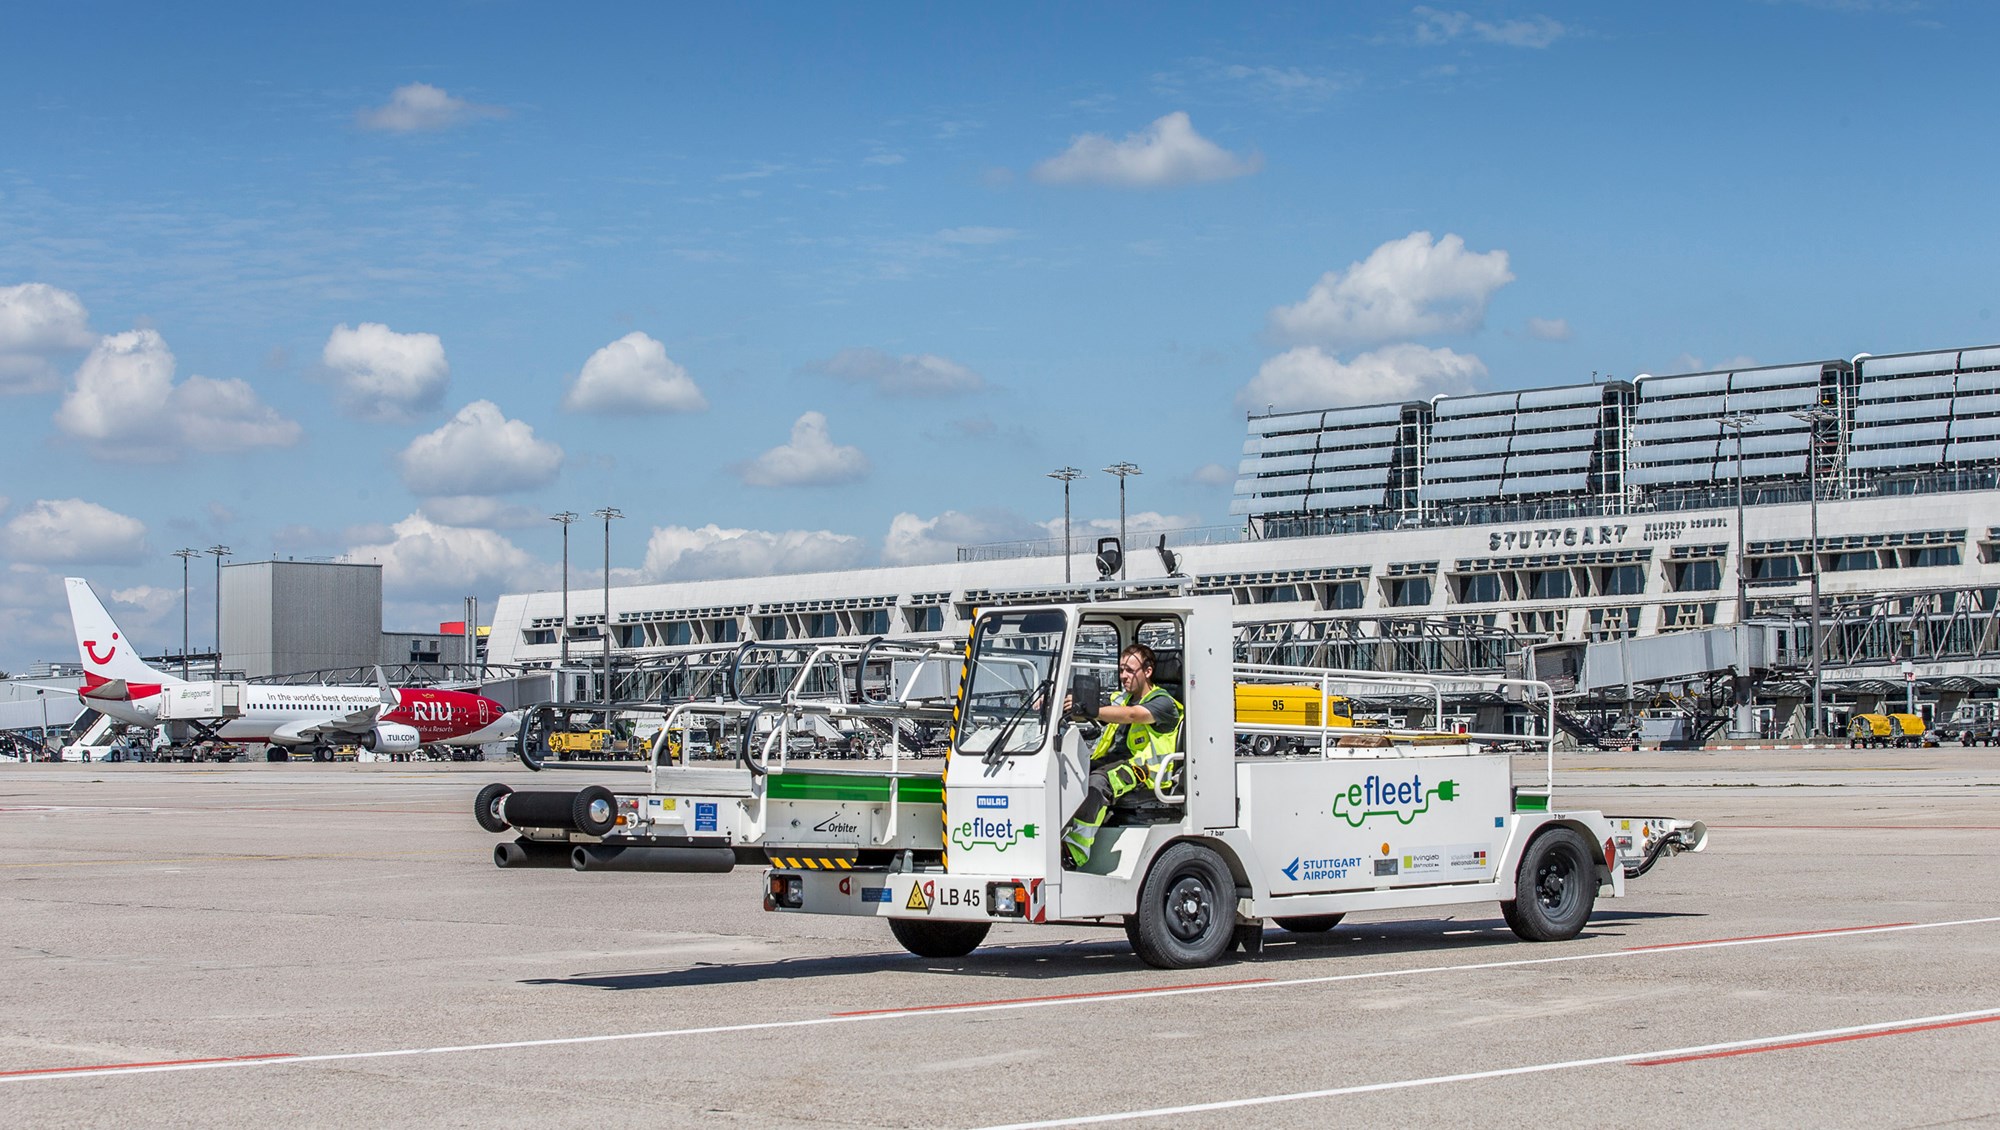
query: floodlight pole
[
  {"left": 1047, "top": 468, "right": 1082, "bottom": 583},
  {"left": 594, "top": 507, "right": 623, "bottom": 710},
  {"left": 1789, "top": 407, "right": 1837, "bottom": 738},
  {"left": 550, "top": 511, "right": 577, "bottom": 669},
  {"left": 1103, "top": 462, "right": 1141, "bottom": 579},
  {"left": 207, "top": 546, "right": 230, "bottom": 677},
  {"left": 173, "top": 548, "right": 199, "bottom": 680},
  {"left": 1719, "top": 416, "right": 1754, "bottom": 626}
]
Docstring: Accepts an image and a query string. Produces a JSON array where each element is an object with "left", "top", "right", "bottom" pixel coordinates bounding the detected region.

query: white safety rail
[
  {"left": 635, "top": 640, "right": 963, "bottom": 846},
  {"left": 1231, "top": 663, "right": 1560, "bottom": 801}
]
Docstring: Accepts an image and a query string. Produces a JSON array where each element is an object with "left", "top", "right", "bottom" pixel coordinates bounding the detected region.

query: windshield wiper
[{"left": 976, "top": 677, "right": 1051, "bottom": 765}]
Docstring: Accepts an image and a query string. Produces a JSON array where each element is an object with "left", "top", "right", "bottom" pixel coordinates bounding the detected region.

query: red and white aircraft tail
[{"left": 65, "top": 577, "right": 184, "bottom": 700}]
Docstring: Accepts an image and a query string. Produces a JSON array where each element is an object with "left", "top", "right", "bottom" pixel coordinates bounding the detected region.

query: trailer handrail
[{"left": 1232, "top": 662, "right": 1557, "bottom": 800}]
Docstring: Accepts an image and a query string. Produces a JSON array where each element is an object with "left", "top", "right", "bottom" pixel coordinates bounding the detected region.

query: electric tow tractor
[{"left": 472, "top": 595, "right": 1708, "bottom": 968}]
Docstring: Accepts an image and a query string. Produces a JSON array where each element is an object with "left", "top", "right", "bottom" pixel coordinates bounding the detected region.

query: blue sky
[{"left": 3, "top": 1, "right": 1996, "bottom": 670}]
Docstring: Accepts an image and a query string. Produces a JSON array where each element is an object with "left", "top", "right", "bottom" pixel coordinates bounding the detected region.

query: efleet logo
[
  {"left": 1331, "top": 774, "right": 1458, "bottom": 827},
  {"left": 951, "top": 817, "right": 1039, "bottom": 851}
]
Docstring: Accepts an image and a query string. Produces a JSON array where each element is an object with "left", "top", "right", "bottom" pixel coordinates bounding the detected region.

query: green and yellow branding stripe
[{"left": 763, "top": 772, "right": 944, "bottom": 805}]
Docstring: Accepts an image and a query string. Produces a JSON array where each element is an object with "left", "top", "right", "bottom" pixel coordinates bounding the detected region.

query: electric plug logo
[
  {"left": 1331, "top": 774, "right": 1458, "bottom": 827},
  {"left": 951, "top": 817, "right": 1039, "bottom": 851}
]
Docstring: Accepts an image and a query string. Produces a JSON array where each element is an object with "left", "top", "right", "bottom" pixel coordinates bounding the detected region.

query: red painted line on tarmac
[
  {"left": 1632, "top": 1014, "right": 2000, "bottom": 1066},
  {"left": 1711, "top": 824, "right": 2000, "bottom": 831},
  {"left": 831, "top": 977, "right": 1271, "bottom": 1016},
  {"left": 0, "top": 1054, "right": 295, "bottom": 1078},
  {"left": 1624, "top": 923, "right": 1913, "bottom": 951}
]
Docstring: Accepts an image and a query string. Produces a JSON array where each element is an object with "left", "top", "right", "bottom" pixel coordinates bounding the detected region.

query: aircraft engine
[{"left": 359, "top": 722, "right": 422, "bottom": 754}]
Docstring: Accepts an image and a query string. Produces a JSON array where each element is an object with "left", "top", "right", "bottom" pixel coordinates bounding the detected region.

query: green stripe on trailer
[
  {"left": 765, "top": 772, "right": 945, "bottom": 805},
  {"left": 1513, "top": 789, "right": 1550, "bottom": 812}
]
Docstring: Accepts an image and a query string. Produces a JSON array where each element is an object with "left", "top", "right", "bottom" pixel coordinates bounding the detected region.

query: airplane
[{"left": 64, "top": 576, "right": 520, "bottom": 760}]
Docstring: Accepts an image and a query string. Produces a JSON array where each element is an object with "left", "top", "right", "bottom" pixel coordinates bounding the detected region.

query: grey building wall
[
  {"left": 221, "top": 561, "right": 384, "bottom": 678},
  {"left": 379, "top": 631, "right": 471, "bottom": 668}
]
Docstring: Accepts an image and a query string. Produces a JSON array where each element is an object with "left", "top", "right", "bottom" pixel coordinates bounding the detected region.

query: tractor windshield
[{"left": 956, "top": 610, "right": 1066, "bottom": 756}]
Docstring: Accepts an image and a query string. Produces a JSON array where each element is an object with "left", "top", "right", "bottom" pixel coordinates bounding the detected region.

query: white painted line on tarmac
[
  {"left": 969, "top": 1006, "right": 2000, "bottom": 1130},
  {"left": 5, "top": 914, "right": 1998, "bottom": 1085}
]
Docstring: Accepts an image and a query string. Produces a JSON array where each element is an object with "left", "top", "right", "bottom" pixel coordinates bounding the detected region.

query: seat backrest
[{"left": 1148, "top": 649, "right": 1186, "bottom": 753}]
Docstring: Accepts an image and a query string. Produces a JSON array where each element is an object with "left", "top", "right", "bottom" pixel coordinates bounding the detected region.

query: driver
[{"left": 1060, "top": 643, "right": 1181, "bottom": 869}]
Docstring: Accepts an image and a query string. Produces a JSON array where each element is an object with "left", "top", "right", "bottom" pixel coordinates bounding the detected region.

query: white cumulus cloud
[
  {"left": 357, "top": 83, "right": 505, "bottom": 133},
  {"left": 641, "top": 524, "right": 868, "bottom": 581},
  {"left": 340, "top": 513, "right": 548, "bottom": 600},
  {"left": 882, "top": 509, "right": 1047, "bottom": 566},
  {"left": 1527, "top": 317, "right": 1572, "bottom": 341},
  {"left": 1238, "top": 343, "right": 1487, "bottom": 413},
  {"left": 1190, "top": 463, "right": 1236, "bottom": 487},
  {"left": 0, "top": 283, "right": 95, "bottom": 394},
  {"left": 811, "top": 347, "right": 985, "bottom": 397},
  {"left": 2, "top": 498, "right": 148, "bottom": 565},
  {"left": 1032, "top": 111, "right": 1261, "bottom": 188},
  {"left": 53, "top": 329, "right": 300, "bottom": 461},
  {"left": 322, "top": 322, "right": 450, "bottom": 421},
  {"left": 562, "top": 332, "right": 709, "bottom": 414},
  {"left": 736, "top": 412, "right": 869, "bottom": 487},
  {"left": 398, "top": 400, "right": 563, "bottom": 497},
  {"left": 1270, "top": 231, "right": 1514, "bottom": 348}
]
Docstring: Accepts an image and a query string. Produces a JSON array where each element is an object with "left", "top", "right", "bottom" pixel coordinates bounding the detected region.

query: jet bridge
[{"left": 1530, "top": 625, "right": 1777, "bottom": 747}]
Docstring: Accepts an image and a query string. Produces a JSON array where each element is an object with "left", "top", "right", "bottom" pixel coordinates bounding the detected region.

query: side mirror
[{"left": 1069, "top": 674, "right": 1102, "bottom": 720}]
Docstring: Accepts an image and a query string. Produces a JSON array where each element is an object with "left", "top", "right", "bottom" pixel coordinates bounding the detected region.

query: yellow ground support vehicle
[
  {"left": 548, "top": 729, "right": 612, "bottom": 756},
  {"left": 1848, "top": 713, "right": 1926, "bottom": 748},
  {"left": 1234, "top": 684, "right": 1354, "bottom": 728},
  {"left": 1235, "top": 684, "right": 1382, "bottom": 755}
]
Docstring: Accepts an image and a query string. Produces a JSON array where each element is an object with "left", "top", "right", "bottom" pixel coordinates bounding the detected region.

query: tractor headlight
[
  {"left": 766, "top": 873, "right": 804, "bottom": 910},
  {"left": 986, "top": 881, "right": 1027, "bottom": 917}
]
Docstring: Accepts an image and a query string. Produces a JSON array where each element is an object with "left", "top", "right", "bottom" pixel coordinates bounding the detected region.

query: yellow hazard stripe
[{"left": 772, "top": 856, "right": 855, "bottom": 870}]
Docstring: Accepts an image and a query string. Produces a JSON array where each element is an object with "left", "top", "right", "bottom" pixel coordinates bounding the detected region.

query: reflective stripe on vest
[{"left": 1092, "top": 685, "right": 1182, "bottom": 785}]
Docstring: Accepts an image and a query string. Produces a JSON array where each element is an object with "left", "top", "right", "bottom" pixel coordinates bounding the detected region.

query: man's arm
[{"left": 1096, "top": 694, "right": 1177, "bottom": 726}]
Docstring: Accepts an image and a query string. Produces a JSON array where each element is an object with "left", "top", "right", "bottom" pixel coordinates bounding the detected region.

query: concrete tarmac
[{"left": 2, "top": 749, "right": 1996, "bottom": 1128}]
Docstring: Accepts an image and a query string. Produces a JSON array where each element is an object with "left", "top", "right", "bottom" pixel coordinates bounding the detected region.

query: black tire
[
  {"left": 572, "top": 785, "right": 618, "bottom": 837},
  {"left": 1274, "top": 914, "right": 1344, "bottom": 933},
  {"left": 474, "top": 782, "right": 514, "bottom": 834},
  {"left": 1501, "top": 825, "right": 1598, "bottom": 942},
  {"left": 1252, "top": 735, "right": 1277, "bottom": 756},
  {"left": 888, "top": 917, "right": 990, "bottom": 959},
  {"left": 1130, "top": 842, "right": 1237, "bottom": 969},
  {"left": 266, "top": 747, "right": 287, "bottom": 762}
]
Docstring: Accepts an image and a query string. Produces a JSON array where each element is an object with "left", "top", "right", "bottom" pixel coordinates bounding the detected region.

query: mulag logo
[{"left": 975, "top": 795, "right": 1009, "bottom": 809}]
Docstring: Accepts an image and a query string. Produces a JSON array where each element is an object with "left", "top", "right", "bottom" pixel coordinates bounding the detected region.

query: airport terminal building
[{"left": 487, "top": 342, "right": 2000, "bottom": 740}]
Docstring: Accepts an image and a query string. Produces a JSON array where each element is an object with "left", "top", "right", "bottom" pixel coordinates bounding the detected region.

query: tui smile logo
[
  {"left": 84, "top": 634, "right": 119, "bottom": 665},
  {"left": 1331, "top": 774, "right": 1457, "bottom": 827}
]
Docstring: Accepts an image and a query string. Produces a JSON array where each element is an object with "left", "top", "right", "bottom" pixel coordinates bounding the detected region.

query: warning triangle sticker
[{"left": 905, "top": 884, "right": 931, "bottom": 911}]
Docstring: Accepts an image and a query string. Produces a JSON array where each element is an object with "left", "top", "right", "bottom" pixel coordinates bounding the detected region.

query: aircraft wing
[
  {"left": 79, "top": 679, "right": 132, "bottom": 701},
  {"left": 269, "top": 706, "right": 382, "bottom": 745}
]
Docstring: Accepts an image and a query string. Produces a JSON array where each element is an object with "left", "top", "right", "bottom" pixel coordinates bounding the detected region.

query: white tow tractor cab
[{"left": 473, "top": 595, "right": 1706, "bottom": 969}]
